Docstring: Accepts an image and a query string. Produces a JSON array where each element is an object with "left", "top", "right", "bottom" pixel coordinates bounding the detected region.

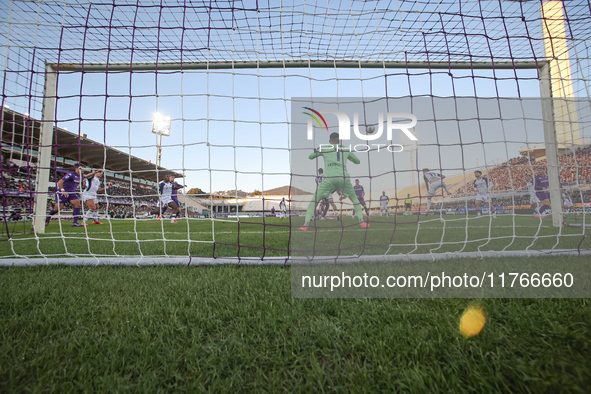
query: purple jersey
[
  {"left": 171, "top": 182, "right": 183, "bottom": 204},
  {"left": 60, "top": 171, "right": 81, "bottom": 193},
  {"left": 354, "top": 184, "right": 364, "bottom": 198},
  {"left": 534, "top": 175, "right": 549, "bottom": 191}
]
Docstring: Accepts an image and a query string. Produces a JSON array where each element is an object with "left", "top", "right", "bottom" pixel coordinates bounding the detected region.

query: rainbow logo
[{"left": 303, "top": 107, "right": 329, "bottom": 131}]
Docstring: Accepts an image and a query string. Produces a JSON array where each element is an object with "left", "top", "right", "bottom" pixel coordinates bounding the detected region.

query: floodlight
[{"left": 152, "top": 112, "right": 172, "bottom": 136}]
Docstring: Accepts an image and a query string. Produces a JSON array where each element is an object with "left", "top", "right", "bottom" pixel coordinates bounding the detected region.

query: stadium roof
[{"left": 1, "top": 107, "right": 181, "bottom": 183}]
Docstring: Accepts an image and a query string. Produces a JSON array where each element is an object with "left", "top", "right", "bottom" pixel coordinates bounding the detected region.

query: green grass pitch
[
  {"left": 0, "top": 265, "right": 590, "bottom": 391},
  {"left": 1, "top": 214, "right": 590, "bottom": 259},
  {"left": 1, "top": 215, "right": 589, "bottom": 391}
]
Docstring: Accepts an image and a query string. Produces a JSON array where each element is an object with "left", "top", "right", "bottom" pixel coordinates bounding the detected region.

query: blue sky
[{"left": 48, "top": 66, "right": 559, "bottom": 193}]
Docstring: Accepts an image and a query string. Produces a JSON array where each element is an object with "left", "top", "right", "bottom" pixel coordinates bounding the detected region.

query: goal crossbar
[{"left": 50, "top": 60, "right": 548, "bottom": 72}]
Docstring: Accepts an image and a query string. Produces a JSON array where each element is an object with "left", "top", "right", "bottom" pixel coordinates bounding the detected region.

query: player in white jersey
[
  {"left": 526, "top": 177, "right": 538, "bottom": 204},
  {"left": 562, "top": 190, "right": 573, "bottom": 207},
  {"left": 562, "top": 190, "right": 574, "bottom": 212},
  {"left": 146, "top": 174, "right": 182, "bottom": 223},
  {"left": 473, "top": 170, "right": 496, "bottom": 218},
  {"left": 279, "top": 197, "right": 287, "bottom": 218},
  {"left": 379, "top": 191, "right": 390, "bottom": 216},
  {"left": 422, "top": 168, "right": 451, "bottom": 215},
  {"left": 561, "top": 190, "right": 575, "bottom": 224},
  {"left": 525, "top": 174, "right": 540, "bottom": 215},
  {"left": 81, "top": 169, "right": 112, "bottom": 225}
]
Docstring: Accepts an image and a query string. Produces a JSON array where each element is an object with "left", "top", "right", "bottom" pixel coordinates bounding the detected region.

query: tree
[
  {"left": 187, "top": 187, "right": 206, "bottom": 195},
  {"left": 250, "top": 190, "right": 263, "bottom": 196}
]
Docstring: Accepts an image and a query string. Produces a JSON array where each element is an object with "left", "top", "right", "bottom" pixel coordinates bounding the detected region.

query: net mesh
[{"left": 1, "top": 0, "right": 591, "bottom": 264}]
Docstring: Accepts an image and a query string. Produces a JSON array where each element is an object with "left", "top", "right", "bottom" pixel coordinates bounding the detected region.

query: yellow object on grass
[{"left": 460, "top": 306, "right": 486, "bottom": 338}]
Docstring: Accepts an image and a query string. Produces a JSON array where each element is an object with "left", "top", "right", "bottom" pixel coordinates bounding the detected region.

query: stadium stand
[
  {"left": 1, "top": 107, "right": 183, "bottom": 231},
  {"left": 454, "top": 146, "right": 591, "bottom": 195}
]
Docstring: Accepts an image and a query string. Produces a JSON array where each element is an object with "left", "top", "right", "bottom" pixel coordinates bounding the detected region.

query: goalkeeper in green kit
[{"left": 299, "top": 132, "right": 370, "bottom": 231}]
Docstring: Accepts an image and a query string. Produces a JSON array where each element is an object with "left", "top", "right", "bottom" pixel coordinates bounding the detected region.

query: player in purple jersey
[
  {"left": 534, "top": 167, "right": 551, "bottom": 217},
  {"left": 170, "top": 176, "right": 185, "bottom": 219},
  {"left": 350, "top": 179, "right": 370, "bottom": 218},
  {"left": 45, "top": 163, "right": 92, "bottom": 227}
]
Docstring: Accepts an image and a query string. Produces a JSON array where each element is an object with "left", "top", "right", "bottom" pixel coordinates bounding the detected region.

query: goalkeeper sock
[
  {"left": 304, "top": 198, "right": 319, "bottom": 224},
  {"left": 426, "top": 198, "right": 432, "bottom": 211},
  {"left": 353, "top": 202, "right": 364, "bottom": 223}
]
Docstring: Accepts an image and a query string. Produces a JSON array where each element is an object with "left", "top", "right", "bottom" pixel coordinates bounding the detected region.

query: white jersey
[
  {"left": 380, "top": 195, "right": 389, "bottom": 208},
  {"left": 82, "top": 176, "right": 101, "bottom": 201},
  {"left": 84, "top": 176, "right": 101, "bottom": 195},
  {"left": 474, "top": 177, "right": 493, "bottom": 194},
  {"left": 159, "top": 181, "right": 174, "bottom": 204},
  {"left": 527, "top": 180, "right": 538, "bottom": 204},
  {"left": 423, "top": 172, "right": 442, "bottom": 183},
  {"left": 562, "top": 192, "right": 574, "bottom": 207},
  {"left": 425, "top": 171, "right": 450, "bottom": 196},
  {"left": 280, "top": 200, "right": 286, "bottom": 211}
]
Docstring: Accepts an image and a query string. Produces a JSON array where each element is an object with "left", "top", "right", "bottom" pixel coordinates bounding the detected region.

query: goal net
[{"left": 1, "top": 0, "right": 590, "bottom": 265}]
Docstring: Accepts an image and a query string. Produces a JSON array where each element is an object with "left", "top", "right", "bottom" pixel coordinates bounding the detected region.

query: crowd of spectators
[
  {"left": 455, "top": 146, "right": 591, "bottom": 196},
  {"left": 3, "top": 177, "right": 32, "bottom": 193},
  {"left": 553, "top": 145, "right": 591, "bottom": 185},
  {"left": 106, "top": 204, "right": 198, "bottom": 219},
  {"left": 2, "top": 159, "right": 33, "bottom": 221},
  {"left": 1, "top": 157, "right": 171, "bottom": 222},
  {"left": 1, "top": 196, "right": 29, "bottom": 221},
  {"left": 106, "top": 204, "right": 141, "bottom": 219},
  {"left": 99, "top": 180, "right": 159, "bottom": 206}
]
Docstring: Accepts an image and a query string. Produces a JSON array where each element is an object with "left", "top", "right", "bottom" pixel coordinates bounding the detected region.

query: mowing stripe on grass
[{"left": 39, "top": 224, "right": 558, "bottom": 236}]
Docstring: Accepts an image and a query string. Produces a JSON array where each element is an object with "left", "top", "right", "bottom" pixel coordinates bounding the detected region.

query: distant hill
[
  {"left": 263, "top": 185, "right": 311, "bottom": 195},
  {"left": 210, "top": 186, "right": 311, "bottom": 197}
]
